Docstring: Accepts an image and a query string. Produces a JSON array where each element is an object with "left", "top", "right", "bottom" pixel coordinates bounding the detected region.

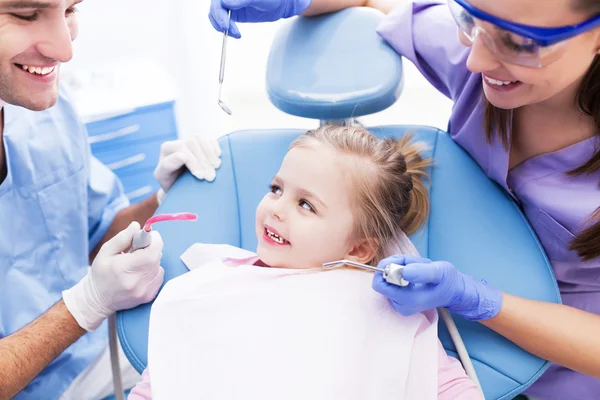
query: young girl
[{"left": 129, "top": 126, "right": 481, "bottom": 400}]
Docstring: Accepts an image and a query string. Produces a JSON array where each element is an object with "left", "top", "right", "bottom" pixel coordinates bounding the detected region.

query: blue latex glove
[
  {"left": 372, "top": 255, "right": 503, "bottom": 321},
  {"left": 209, "top": 0, "right": 312, "bottom": 38}
]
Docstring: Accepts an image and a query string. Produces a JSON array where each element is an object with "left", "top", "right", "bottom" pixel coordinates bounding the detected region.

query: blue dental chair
[{"left": 116, "top": 8, "right": 561, "bottom": 400}]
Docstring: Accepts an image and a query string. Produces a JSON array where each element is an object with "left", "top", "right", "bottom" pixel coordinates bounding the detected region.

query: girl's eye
[
  {"left": 269, "top": 184, "right": 282, "bottom": 195},
  {"left": 299, "top": 200, "right": 315, "bottom": 213}
]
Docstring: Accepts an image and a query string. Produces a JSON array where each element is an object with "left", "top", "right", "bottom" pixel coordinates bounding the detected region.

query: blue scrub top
[{"left": 0, "top": 86, "right": 129, "bottom": 399}]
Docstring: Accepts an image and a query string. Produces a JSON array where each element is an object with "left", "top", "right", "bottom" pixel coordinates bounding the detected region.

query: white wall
[{"left": 64, "top": 0, "right": 452, "bottom": 139}]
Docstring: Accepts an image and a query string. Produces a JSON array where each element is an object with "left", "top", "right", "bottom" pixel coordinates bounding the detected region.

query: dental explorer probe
[
  {"left": 218, "top": 9, "right": 232, "bottom": 115},
  {"left": 322, "top": 259, "right": 484, "bottom": 397},
  {"left": 322, "top": 259, "right": 410, "bottom": 287}
]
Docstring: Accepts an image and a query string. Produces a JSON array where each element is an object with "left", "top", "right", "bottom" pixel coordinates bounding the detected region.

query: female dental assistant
[
  {"left": 0, "top": 1, "right": 221, "bottom": 399},
  {"left": 209, "top": 0, "right": 600, "bottom": 398}
]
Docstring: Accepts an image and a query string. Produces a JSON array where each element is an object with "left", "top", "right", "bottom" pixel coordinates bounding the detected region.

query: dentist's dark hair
[
  {"left": 290, "top": 125, "right": 432, "bottom": 265},
  {"left": 484, "top": 4, "right": 600, "bottom": 261}
]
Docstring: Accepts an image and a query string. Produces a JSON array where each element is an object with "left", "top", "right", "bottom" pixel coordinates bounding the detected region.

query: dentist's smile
[{"left": 14, "top": 63, "right": 58, "bottom": 84}]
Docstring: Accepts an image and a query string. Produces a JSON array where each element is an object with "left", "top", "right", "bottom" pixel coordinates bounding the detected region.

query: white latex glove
[
  {"left": 63, "top": 221, "right": 165, "bottom": 332},
  {"left": 154, "top": 137, "right": 222, "bottom": 204}
]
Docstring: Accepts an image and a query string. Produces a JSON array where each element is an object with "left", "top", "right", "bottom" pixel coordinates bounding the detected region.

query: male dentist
[{"left": 0, "top": 0, "right": 221, "bottom": 398}]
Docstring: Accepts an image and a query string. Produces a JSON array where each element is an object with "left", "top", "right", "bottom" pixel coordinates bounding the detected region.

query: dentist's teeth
[
  {"left": 485, "top": 76, "right": 516, "bottom": 86},
  {"left": 20, "top": 65, "right": 55, "bottom": 76}
]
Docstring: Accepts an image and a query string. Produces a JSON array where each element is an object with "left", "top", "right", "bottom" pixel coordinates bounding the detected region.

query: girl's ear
[{"left": 345, "top": 238, "right": 377, "bottom": 265}]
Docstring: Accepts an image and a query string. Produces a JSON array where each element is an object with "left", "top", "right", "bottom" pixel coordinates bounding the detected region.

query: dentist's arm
[
  {"left": 0, "top": 301, "right": 85, "bottom": 399},
  {"left": 303, "top": 0, "right": 402, "bottom": 16},
  {"left": 0, "top": 223, "right": 164, "bottom": 399},
  {"left": 481, "top": 293, "right": 600, "bottom": 379},
  {"left": 209, "top": 0, "right": 403, "bottom": 38},
  {"left": 372, "top": 255, "right": 600, "bottom": 379}
]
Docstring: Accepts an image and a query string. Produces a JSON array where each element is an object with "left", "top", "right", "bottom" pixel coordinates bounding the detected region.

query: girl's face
[
  {"left": 254, "top": 144, "right": 373, "bottom": 269},
  {"left": 461, "top": 0, "right": 600, "bottom": 110}
]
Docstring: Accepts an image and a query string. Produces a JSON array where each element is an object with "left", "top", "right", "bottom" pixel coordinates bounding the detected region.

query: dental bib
[{"left": 147, "top": 245, "right": 439, "bottom": 400}]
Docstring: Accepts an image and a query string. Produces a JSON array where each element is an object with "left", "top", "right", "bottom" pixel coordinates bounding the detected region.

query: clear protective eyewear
[{"left": 448, "top": 0, "right": 600, "bottom": 68}]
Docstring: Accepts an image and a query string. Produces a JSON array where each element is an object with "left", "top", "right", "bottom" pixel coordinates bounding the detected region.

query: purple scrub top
[{"left": 377, "top": 1, "right": 600, "bottom": 399}]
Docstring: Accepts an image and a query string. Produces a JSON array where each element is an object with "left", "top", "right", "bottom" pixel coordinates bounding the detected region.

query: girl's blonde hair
[{"left": 290, "top": 125, "right": 432, "bottom": 265}]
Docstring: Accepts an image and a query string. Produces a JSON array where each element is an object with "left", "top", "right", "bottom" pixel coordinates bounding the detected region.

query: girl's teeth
[{"left": 266, "top": 229, "right": 286, "bottom": 244}]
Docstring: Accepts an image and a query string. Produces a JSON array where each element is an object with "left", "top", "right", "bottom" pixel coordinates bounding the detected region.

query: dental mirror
[{"left": 218, "top": 10, "right": 232, "bottom": 115}]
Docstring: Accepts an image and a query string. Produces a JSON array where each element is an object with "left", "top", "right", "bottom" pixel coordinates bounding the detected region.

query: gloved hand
[
  {"left": 372, "top": 255, "right": 503, "bottom": 321},
  {"left": 154, "top": 137, "right": 222, "bottom": 204},
  {"left": 209, "top": 0, "right": 313, "bottom": 38},
  {"left": 63, "top": 222, "right": 165, "bottom": 331}
]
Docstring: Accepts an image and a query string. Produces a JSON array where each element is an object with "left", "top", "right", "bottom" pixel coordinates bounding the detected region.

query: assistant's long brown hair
[{"left": 484, "top": 4, "right": 600, "bottom": 262}]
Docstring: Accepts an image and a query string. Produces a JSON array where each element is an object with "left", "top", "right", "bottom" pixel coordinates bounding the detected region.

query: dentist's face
[
  {"left": 254, "top": 144, "right": 358, "bottom": 270},
  {"left": 0, "top": 0, "right": 80, "bottom": 111},
  {"left": 464, "top": 0, "right": 600, "bottom": 110}
]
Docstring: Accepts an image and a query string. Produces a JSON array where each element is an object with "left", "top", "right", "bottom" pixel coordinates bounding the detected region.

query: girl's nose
[{"left": 271, "top": 200, "right": 285, "bottom": 221}]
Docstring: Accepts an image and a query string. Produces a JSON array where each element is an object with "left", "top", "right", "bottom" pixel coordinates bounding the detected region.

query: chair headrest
[{"left": 266, "top": 8, "right": 403, "bottom": 120}]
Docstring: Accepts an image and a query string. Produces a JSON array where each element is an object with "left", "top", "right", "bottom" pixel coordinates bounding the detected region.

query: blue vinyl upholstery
[{"left": 118, "top": 127, "right": 560, "bottom": 400}]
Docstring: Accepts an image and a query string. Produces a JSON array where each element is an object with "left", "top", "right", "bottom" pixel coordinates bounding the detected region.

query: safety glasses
[{"left": 448, "top": 0, "right": 600, "bottom": 67}]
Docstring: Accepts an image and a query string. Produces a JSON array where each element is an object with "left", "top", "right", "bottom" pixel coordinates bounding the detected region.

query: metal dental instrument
[
  {"left": 322, "top": 260, "right": 410, "bottom": 287},
  {"left": 218, "top": 9, "right": 232, "bottom": 115}
]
